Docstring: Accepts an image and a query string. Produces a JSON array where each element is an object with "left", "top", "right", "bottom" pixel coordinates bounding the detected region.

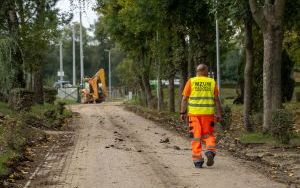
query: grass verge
[{"left": 0, "top": 101, "right": 72, "bottom": 180}]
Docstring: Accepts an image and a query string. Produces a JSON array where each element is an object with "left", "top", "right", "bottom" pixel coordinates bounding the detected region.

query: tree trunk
[
  {"left": 7, "top": 4, "right": 25, "bottom": 88},
  {"left": 188, "top": 36, "right": 195, "bottom": 77},
  {"left": 262, "top": 29, "right": 274, "bottom": 131},
  {"left": 168, "top": 75, "right": 175, "bottom": 112},
  {"left": 262, "top": 26, "right": 283, "bottom": 131},
  {"left": 243, "top": 17, "right": 254, "bottom": 132},
  {"left": 271, "top": 28, "right": 283, "bottom": 110},
  {"left": 249, "top": 0, "right": 286, "bottom": 131},
  {"left": 157, "top": 62, "right": 164, "bottom": 111},
  {"left": 33, "top": 67, "right": 44, "bottom": 104},
  {"left": 142, "top": 72, "right": 154, "bottom": 109},
  {"left": 188, "top": 47, "right": 194, "bottom": 78},
  {"left": 178, "top": 34, "right": 189, "bottom": 111},
  {"left": 138, "top": 76, "right": 147, "bottom": 106}
]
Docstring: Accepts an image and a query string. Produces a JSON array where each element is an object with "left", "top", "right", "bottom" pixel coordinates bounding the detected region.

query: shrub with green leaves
[
  {"left": 57, "top": 101, "right": 66, "bottom": 115},
  {"left": 43, "top": 87, "right": 58, "bottom": 104},
  {"left": 296, "top": 92, "right": 300, "bottom": 102},
  {"left": 271, "top": 109, "right": 294, "bottom": 144}
]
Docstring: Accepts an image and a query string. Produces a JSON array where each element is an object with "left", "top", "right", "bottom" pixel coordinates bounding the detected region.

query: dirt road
[{"left": 25, "top": 103, "right": 285, "bottom": 188}]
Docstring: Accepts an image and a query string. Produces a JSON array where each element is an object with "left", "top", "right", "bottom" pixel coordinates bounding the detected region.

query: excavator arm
[{"left": 98, "top": 69, "right": 108, "bottom": 97}]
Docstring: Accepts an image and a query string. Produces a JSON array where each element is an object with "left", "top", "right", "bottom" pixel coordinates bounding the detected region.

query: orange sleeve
[
  {"left": 182, "top": 79, "right": 192, "bottom": 97},
  {"left": 214, "top": 85, "right": 219, "bottom": 96}
]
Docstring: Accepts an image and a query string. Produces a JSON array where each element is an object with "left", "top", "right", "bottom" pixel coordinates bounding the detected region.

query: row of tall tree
[
  {"left": 96, "top": 0, "right": 299, "bottom": 132},
  {"left": 0, "top": 0, "right": 71, "bottom": 103}
]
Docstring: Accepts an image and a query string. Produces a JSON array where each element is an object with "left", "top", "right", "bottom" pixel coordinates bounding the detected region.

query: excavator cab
[{"left": 81, "top": 69, "right": 107, "bottom": 104}]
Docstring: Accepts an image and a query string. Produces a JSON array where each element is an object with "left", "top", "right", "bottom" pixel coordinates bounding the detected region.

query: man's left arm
[
  {"left": 214, "top": 85, "right": 222, "bottom": 122},
  {"left": 214, "top": 95, "right": 222, "bottom": 122}
]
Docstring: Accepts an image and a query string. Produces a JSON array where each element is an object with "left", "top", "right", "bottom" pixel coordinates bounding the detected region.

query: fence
[{"left": 57, "top": 87, "right": 79, "bottom": 101}]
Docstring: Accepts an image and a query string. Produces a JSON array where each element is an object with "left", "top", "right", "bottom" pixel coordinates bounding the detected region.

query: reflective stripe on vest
[{"left": 188, "top": 77, "right": 215, "bottom": 115}]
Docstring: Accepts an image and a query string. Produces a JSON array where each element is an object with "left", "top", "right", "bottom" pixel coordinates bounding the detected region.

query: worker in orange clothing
[{"left": 180, "top": 64, "right": 222, "bottom": 168}]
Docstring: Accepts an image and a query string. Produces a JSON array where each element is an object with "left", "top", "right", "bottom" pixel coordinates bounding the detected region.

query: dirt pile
[
  {"left": 0, "top": 102, "right": 73, "bottom": 187},
  {"left": 0, "top": 116, "right": 46, "bottom": 185}
]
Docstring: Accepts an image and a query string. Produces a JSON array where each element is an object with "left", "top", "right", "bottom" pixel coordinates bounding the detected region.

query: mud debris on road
[{"left": 10, "top": 103, "right": 293, "bottom": 188}]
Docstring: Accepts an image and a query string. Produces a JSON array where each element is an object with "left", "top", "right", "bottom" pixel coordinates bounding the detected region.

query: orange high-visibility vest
[{"left": 188, "top": 76, "right": 216, "bottom": 115}]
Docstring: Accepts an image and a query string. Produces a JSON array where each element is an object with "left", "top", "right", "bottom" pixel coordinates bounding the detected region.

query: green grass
[
  {"left": 0, "top": 149, "right": 16, "bottom": 176},
  {"left": 55, "top": 99, "right": 78, "bottom": 105},
  {"left": 240, "top": 132, "right": 300, "bottom": 146},
  {"left": 31, "top": 103, "right": 57, "bottom": 115},
  {"left": 0, "top": 102, "right": 14, "bottom": 116},
  {"left": 290, "top": 133, "right": 300, "bottom": 146},
  {"left": 240, "top": 132, "right": 276, "bottom": 144},
  {"left": 31, "top": 102, "right": 72, "bottom": 118}
]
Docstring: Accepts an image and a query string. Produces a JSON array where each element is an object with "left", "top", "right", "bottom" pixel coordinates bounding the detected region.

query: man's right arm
[{"left": 180, "top": 79, "right": 191, "bottom": 121}]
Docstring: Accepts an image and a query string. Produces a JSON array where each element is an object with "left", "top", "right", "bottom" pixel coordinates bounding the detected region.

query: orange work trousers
[{"left": 189, "top": 115, "right": 216, "bottom": 162}]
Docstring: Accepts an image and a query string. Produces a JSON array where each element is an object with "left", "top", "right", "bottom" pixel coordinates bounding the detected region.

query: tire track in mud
[{"left": 104, "top": 110, "right": 189, "bottom": 188}]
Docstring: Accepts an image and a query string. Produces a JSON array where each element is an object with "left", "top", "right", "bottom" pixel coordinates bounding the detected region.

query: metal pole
[
  {"left": 79, "top": 3, "right": 84, "bottom": 86},
  {"left": 156, "top": 31, "right": 160, "bottom": 111},
  {"left": 72, "top": 24, "right": 76, "bottom": 86},
  {"left": 59, "top": 41, "right": 63, "bottom": 88},
  {"left": 108, "top": 50, "right": 111, "bottom": 98},
  {"left": 215, "top": 1, "right": 221, "bottom": 92}
]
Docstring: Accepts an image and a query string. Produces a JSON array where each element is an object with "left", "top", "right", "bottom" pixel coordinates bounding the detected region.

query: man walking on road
[{"left": 180, "top": 64, "right": 222, "bottom": 168}]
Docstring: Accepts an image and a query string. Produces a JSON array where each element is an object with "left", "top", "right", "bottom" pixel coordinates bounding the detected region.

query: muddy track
[
  {"left": 107, "top": 112, "right": 183, "bottom": 187},
  {"left": 22, "top": 103, "right": 286, "bottom": 188}
]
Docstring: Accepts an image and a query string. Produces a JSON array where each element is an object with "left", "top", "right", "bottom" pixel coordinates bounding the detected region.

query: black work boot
[
  {"left": 205, "top": 151, "right": 215, "bottom": 167},
  {"left": 193, "top": 160, "right": 204, "bottom": 168}
]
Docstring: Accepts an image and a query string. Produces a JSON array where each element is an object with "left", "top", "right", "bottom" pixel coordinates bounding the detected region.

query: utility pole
[
  {"left": 59, "top": 41, "right": 64, "bottom": 88},
  {"left": 104, "top": 49, "right": 111, "bottom": 98},
  {"left": 79, "top": 1, "right": 84, "bottom": 86},
  {"left": 215, "top": 0, "right": 221, "bottom": 92},
  {"left": 72, "top": 24, "right": 76, "bottom": 86}
]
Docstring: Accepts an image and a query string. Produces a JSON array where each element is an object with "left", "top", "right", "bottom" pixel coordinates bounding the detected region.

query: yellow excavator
[{"left": 81, "top": 68, "right": 108, "bottom": 104}]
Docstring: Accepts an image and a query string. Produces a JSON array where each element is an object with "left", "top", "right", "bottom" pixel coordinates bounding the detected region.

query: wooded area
[
  {"left": 96, "top": 0, "right": 299, "bottom": 134},
  {"left": 0, "top": 0, "right": 299, "bottom": 134}
]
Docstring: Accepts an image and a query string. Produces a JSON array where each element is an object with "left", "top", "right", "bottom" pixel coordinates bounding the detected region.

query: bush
[
  {"left": 8, "top": 88, "right": 34, "bottom": 111},
  {"left": 271, "top": 109, "right": 294, "bottom": 144},
  {"left": 43, "top": 87, "right": 57, "bottom": 104},
  {"left": 296, "top": 92, "right": 300, "bottom": 102},
  {"left": 57, "top": 101, "right": 66, "bottom": 115},
  {"left": 222, "top": 105, "right": 232, "bottom": 130},
  {"left": 0, "top": 92, "right": 7, "bottom": 102},
  {"left": 250, "top": 112, "right": 263, "bottom": 131}
]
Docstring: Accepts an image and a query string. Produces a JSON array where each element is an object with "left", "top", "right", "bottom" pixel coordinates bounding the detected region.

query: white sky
[{"left": 56, "top": 0, "right": 98, "bottom": 29}]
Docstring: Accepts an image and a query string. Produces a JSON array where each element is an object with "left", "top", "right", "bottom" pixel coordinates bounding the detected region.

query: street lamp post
[
  {"left": 72, "top": 24, "right": 76, "bottom": 86},
  {"left": 104, "top": 49, "right": 111, "bottom": 98},
  {"left": 59, "top": 41, "right": 64, "bottom": 88},
  {"left": 215, "top": 0, "right": 221, "bottom": 93},
  {"left": 79, "top": 2, "right": 84, "bottom": 86}
]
